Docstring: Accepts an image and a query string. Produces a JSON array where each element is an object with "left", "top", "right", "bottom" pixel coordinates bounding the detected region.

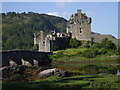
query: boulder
[
  {"left": 0, "top": 66, "right": 11, "bottom": 72},
  {"left": 10, "top": 60, "right": 18, "bottom": 67},
  {"left": 58, "top": 70, "right": 67, "bottom": 77},
  {"left": 38, "top": 68, "right": 57, "bottom": 78},
  {"left": 38, "top": 68, "right": 68, "bottom": 78}
]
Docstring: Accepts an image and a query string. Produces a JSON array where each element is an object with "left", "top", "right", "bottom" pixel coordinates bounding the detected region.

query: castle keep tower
[{"left": 66, "top": 10, "right": 92, "bottom": 41}]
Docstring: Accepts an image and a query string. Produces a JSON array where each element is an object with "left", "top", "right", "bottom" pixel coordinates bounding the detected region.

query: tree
[
  {"left": 69, "top": 38, "right": 81, "bottom": 48},
  {"left": 32, "top": 44, "right": 39, "bottom": 50},
  {"left": 101, "top": 38, "right": 116, "bottom": 50},
  {"left": 92, "top": 42, "right": 101, "bottom": 49},
  {"left": 81, "top": 49, "right": 98, "bottom": 58}
]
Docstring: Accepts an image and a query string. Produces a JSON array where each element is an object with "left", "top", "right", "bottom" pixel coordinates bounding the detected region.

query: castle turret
[{"left": 67, "top": 10, "right": 92, "bottom": 41}]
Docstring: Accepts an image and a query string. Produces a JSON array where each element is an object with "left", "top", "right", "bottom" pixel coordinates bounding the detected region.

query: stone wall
[
  {"left": 34, "top": 31, "right": 53, "bottom": 52},
  {"left": 1, "top": 50, "right": 51, "bottom": 67},
  {"left": 53, "top": 37, "right": 70, "bottom": 50},
  {"left": 66, "top": 10, "right": 91, "bottom": 41}
]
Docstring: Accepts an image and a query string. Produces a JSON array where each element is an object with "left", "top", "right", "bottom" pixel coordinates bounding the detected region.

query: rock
[
  {"left": 0, "top": 66, "right": 11, "bottom": 72},
  {"left": 38, "top": 68, "right": 68, "bottom": 78},
  {"left": 38, "top": 68, "right": 57, "bottom": 78},
  {"left": 58, "top": 70, "right": 67, "bottom": 77},
  {"left": 12, "top": 65, "right": 26, "bottom": 73},
  {"left": 10, "top": 60, "right": 18, "bottom": 67},
  {"left": 116, "top": 70, "right": 120, "bottom": 76},
  {"left": 22, "top": 59, "right": 32, "bottom": 67},
  {"left": 37, "top": 66, "right": 52, "bottom": 72},
  {"left": 99, "top": 73, "right": 108, "bottom": 75}
]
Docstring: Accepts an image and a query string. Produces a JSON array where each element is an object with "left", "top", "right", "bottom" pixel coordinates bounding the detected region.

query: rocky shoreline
[{"left": 1, "top": 65, "right": 69, "bottom": 82}]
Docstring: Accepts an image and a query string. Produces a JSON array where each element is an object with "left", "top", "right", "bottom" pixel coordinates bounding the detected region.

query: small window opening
[{"left": 80, "top": 28, "right": 82, "bottom": 33}]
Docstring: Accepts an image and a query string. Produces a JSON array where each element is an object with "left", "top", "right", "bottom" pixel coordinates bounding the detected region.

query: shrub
[
  {"left": 117, "top": 46, "right": 120, "bottom": 55},
  {"left": 91, "top": 42, "right": 101, "bottom": 49},
  {"left": 81, "top": 49, "right": 98, "bottom": 58},
  {"left": 91, "top": 38, "right": 117, "bottom": 50},
  {"left": 32, "top": 44, "right": 39, "bottom": 50},
  {"left": 101, "top": 38, "right": 117, "bottom": 50},
  {"left": 82, "top": 65, "right": 99, "bottom": 74},
  {"left": 53, "top": 45, "right": 59, "bottom": 51},
  {"left": 69, "top": 38, "right": 81, "bottom": 48},
  {"left": 107, "top": 66, "right": 118, "bottom": 74},
  {"left": 98, "top": 48, "right": 108, "bottom": 55},
  {"left": 56, "top": 51, "right": 65, "bottom": 57}
]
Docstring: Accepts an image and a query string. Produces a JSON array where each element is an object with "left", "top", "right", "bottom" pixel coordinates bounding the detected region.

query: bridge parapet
[{"left": 1, "top": 50, "right": 52, "bottom": 67}]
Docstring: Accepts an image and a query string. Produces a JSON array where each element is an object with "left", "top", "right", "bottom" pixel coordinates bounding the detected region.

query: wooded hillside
[{"left": 2, "top": 12, "right": 67, "bottom": 50}]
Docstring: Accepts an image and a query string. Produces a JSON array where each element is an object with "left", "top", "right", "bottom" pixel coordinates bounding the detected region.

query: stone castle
[
  {"left": 34, "top": 10, "right": 118, "bottom": 52},
  {"left": 66, "top": 10, "right": 91, "bottom": 41}
]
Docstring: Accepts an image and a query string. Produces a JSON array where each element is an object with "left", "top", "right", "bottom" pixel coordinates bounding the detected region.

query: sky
[{"left": 2, "top": 2, "right": 118, "bottom": 38}]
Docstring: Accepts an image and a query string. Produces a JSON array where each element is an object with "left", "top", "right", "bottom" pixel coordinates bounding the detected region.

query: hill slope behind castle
[{"left": 2, "top": 12, "right": 67, "bottom": 50}]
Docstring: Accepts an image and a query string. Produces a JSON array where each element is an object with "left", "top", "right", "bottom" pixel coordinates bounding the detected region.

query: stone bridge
[{"left": 1, "top": 50, "right": 52, "bottom": 67}]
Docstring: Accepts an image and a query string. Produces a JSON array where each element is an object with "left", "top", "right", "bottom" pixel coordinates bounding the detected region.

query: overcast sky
[{"left": 2, "top": 2, "right": 118, "bottom": 38}]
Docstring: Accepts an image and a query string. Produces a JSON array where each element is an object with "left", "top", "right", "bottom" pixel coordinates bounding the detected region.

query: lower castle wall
[{"left": 54, "top": 37, "right": 70, "bottom": 50}]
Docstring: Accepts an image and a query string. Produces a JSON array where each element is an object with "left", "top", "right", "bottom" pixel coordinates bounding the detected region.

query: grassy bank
[
  {"left": 2, "top": 74, "right": 119, "bottom": 89},
  {"left": 48, "top": 48, "right": 119, "bottom": 74}
]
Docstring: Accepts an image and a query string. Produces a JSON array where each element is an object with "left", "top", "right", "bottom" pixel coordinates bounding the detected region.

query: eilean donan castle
[{"left": 34, "top": 10, "right": 118, "bottom": 52}]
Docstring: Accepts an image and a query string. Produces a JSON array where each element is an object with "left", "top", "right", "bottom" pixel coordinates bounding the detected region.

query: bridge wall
[{"left": 1, "top": 50, "right": 51, "bottom": 67}]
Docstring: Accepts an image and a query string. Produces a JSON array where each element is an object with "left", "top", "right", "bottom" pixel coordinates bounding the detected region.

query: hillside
[
  {"left": 2, "top": 12, "right": 67, "bottom": 50},
  {"left": 91, "top": 32, "right": 118, "bottom": 46}
]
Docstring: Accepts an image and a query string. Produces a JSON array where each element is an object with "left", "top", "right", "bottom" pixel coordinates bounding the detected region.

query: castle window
[{"left": 80, "top": 28, "right": 82, "bottom": 33}]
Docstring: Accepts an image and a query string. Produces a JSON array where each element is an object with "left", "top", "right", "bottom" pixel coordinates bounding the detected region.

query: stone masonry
[
  {"left": 34, "top": 10, "right": 118, "bottom": 52},
  {"left": 66, "top": 10, "right": 92, "bottom": 41}
]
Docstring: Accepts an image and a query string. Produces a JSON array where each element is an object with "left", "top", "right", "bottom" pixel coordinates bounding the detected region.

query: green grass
[
  {"left": 2, "top": 75, "right": 119, "bottom": 89},
  {"left": 53, "top": 48, "right": 87, "bottom": 56},
  {"left": 52, "top": 48, "right": 119, "bottom": 62}
]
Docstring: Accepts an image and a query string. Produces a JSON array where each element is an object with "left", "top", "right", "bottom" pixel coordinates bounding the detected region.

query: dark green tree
[
  {"left": 32, "top": 44, "right": 39, "bottom": 50},
  {"left": 92, "top": 42, "right": 101, "bottom": 49},
  {"left": 69, "top": 38, "right": 81, "bottom": 48},
  {"left": 101, "top": 38, "right": 116, "bottom": 50}
]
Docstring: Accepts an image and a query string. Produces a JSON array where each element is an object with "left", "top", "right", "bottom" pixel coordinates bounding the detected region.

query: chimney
[{"left": 77, "top": 10, "right": 82, "bottom": 19}]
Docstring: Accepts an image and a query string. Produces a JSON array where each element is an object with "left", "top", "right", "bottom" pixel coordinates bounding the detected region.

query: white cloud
[
  {"left": 47, "top": 11, "right": 71, "bottom": 19},
  {"left": 47, "top": 12, "right": 59, "bottom": 16}
]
